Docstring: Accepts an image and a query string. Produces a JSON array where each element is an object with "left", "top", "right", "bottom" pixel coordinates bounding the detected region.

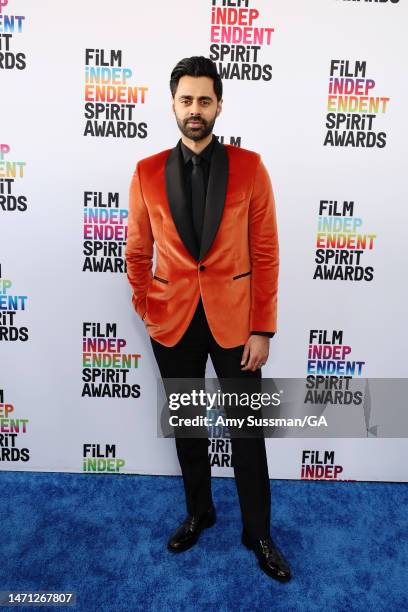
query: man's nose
[{"left": 189, "top": 101, "right": 201, "bottom": 115}]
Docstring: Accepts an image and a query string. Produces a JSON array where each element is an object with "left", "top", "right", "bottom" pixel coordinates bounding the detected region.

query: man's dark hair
[{"left": 170, "top": 56, "right": 223, "bottom": 101}]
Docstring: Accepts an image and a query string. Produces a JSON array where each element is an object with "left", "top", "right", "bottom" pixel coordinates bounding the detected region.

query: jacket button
[{"left": 199, "top": 265, "right": 206, "bottom": 271}]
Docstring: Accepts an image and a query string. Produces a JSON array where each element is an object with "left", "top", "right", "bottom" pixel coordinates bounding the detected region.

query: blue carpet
[{"left": 0, "top": 472, "right": 407, "bottom": 611}]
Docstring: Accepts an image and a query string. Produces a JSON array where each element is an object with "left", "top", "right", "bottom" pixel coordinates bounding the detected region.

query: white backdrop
[{"left": 1, "top": 0, "right": 407, "bottom": 481}]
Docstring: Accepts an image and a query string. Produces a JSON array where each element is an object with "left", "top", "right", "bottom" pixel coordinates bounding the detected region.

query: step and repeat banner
[{"left": 1, "top": 0, "right": 407, "bottom": 481}]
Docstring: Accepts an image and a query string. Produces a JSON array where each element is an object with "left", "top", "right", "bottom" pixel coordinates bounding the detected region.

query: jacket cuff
[{"left": 250, "top": 331, "right": 275, "bottom": 338}]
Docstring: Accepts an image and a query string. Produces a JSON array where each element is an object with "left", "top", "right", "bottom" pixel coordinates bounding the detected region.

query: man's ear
[{"left": 216, "top": 99, "right": 223, "bottom": 117}]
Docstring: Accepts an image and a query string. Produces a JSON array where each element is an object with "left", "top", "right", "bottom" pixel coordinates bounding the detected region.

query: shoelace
[
  {"left": 183, "top": 516, "right": 199, "bottom": 531},
  {"left": 259, "top": 539, "right": 277, "bottom": 560}
]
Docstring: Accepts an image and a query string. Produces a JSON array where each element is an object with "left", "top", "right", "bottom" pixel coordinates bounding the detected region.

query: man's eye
[{"left": 201, "top": 100, "right": 210, "bottom": 106}]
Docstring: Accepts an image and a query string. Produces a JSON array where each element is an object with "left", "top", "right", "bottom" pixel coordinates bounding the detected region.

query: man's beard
[{"left": 176, "top": 113, "right": 217, "bottom": 142}]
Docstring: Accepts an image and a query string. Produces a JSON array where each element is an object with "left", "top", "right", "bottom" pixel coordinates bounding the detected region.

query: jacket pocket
[
  {"left": 232, "top": 270, "right": 251, "bottom": 280},
  {"left": 153, "top": 275, "right": 169, "bottom": 284}
]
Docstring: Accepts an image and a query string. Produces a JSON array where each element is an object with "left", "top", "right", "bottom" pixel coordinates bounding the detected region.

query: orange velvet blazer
[{"left": 125, "top": 137, "right": 279, "bottom": 348}]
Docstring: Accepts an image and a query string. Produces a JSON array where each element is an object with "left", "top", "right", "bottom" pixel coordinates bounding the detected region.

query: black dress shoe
[
  {"left": 167, "top": 507, "right": 216, "bottom": 553},
  {"left": 242, "top": 530, "right": 292, "bottom": 582}
]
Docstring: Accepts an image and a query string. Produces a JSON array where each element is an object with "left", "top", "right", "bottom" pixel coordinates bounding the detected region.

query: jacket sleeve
[
  {"left": 248, "top": 156, "right": 279, "bottom": 333},
  {"left": 125, "top": 162, "right": 154, "bottom": 320}
]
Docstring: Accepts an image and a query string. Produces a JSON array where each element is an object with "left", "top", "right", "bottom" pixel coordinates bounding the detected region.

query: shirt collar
[{"left": 180, "top": 134, "right": 216, "bottom": 165}]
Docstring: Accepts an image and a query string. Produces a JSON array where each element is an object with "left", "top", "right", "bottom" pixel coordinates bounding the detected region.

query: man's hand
[{"left": 241, "top": 335, "right": 270, "bottom": 371}]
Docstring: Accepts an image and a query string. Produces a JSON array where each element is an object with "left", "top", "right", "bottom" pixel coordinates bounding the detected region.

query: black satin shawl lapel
[
  {"left": 199, "top": 138, "right": 228, "bottom": 262},
  {"left": 165, "top": 143, "right": 200, "bottom": 261}
]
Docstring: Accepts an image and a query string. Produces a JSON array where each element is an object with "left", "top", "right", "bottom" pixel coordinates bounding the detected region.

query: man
[{"left": 125, "top": 56, "right": 291, "bottom": 582}]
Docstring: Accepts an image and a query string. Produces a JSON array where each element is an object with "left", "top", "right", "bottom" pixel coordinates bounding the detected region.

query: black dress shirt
[{"left": 179, "top": 135, "right": 274, "bottom": 339}]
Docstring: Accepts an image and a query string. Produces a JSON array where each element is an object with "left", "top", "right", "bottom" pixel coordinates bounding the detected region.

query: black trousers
[{"left": 150, "top": 297, "right": 271, "bottom": 540}]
